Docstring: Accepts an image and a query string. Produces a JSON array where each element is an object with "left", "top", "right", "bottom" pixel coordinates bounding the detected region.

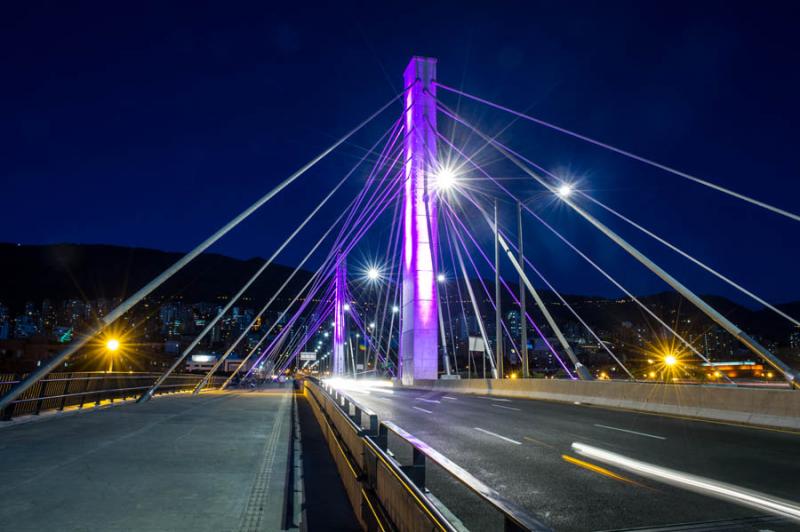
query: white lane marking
[
  {"left": 573, "top": 442, "right": 800, "bottom": 521},
  {"left": 594, "top": 424, "right": 666, "bottom": 440},
  {"left": 473, "top": 427, "right": 522, "bottom": 445},
  {"left": 416, "top": 397, "right": 441, "bottom": 404},
  {"left": 442, "top": 396, "right": 458, "bottom": 401},
  {"left": 492, "top": 404, "right": 521, "bottom": 411},
  {"left": 476, "top": 396, "right": 512, "bottom": 402},
  {"left": 413, "top": 406, "right": 433, "bottom": 414}
]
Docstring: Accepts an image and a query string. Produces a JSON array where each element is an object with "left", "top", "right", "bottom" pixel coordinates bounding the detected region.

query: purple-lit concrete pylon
[
  {"left": 333, "top": 251, "right": 347, "bottom": 375},
  {"left": 399, "top": 57, "right": 439, "bottom": 384}
]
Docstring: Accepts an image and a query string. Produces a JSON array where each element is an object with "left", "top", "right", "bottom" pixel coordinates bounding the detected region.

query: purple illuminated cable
[
  {"left": 343, "top": 287, "right": 396, "bottom": 375},
  {"left": 460, "top": 129, "right": 800, "bottom": 329},
  {"left": 226, "top": 169, "right": 409, "bottom": 386},
  {"left": 277, "top": 297, "right": 334, "bottom": 368},
  {"left": 449, "top": 207, "right": 576, "bottom": 380},
  {"left": 435, "top": 217, "right": 459, "bottom": 373},
  {"left": 278, "top": 305, "right": 334, "bottom": 373},
  {"left": 245, "top": 277, "right": 336, "bottom": 379},
  {"left": 442, "top": 212, "right": 475, "bottom": 376},
  {"left": 370, "top": 197, "right": 402, "bottom": 372},
  {"left": 250, "top": 171, "right": 408, "bottom": 376},
  {"left": 435, "top": 82, "right": 800, "bottom": 224},
  {"left": 443, "top": 203, "right": 575, "bottom": 375},
  {"left": 497, "top": 225, "right": 635, "bottom": 380},
  {"left": 446, "top": 212, "right": 523, "bottom": 363},
  {"left": 367, "top": 193, "right": 402, "bottom": 369},
  {"left": 248, "top": 151, "right": 411, "bottom": 379},
  {"left": 447, "top": 196, "right": 633, "bottom": 379},
  {"left": 251, "top": 282, "right": 336, "bottom": 378},
  {"left": 250, "top": 290, "right": 329, "bottom": 377},
  {"left": 196, "top": 117, "right": 408, "bottom": 391},
  {"left": 327, "top": 155, "right": 408, "bottom": 261},
  {"left": 337, "top": 124, "right": 405, "bottom": 237},
  {"left": 435, "top": 113, "right": 718, "bottom": 371}
]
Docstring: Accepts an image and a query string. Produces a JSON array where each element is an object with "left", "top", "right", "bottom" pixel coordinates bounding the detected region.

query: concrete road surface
[{"left": 0, "top": 389, "right": 291, "bottom": 531}]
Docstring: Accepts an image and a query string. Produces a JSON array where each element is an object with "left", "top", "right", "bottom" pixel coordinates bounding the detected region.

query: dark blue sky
[{"left": 2, "top": 1, "right": 798, "bottom": 305}]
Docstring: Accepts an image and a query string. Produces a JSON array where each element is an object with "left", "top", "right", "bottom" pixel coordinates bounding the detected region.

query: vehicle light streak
[{"left": 572, "top": 442, "right": 800, "bottom": 521}]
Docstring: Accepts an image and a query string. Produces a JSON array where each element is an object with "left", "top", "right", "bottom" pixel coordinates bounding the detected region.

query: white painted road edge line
[
  {"left": 474, "top": 427, "right": 522, "bottom": 445},
  {"left": 476, "top": 396, "right": 512, "bottom": 402},
  {"left": 594, "top": 424, "right": 666, "bottom": 440},
  {"left": 572, "top": 442, "right": 800, "bottom": 522},
  {"left": 442, "top": 396, "right": 458, "bottom": 400},
  {"left": 492, "top": 404, "right": 521, "bottom": 411},
  {"left": 416, "top": 397, "right": 441, "bottom": 404},
  {"left": 413, "top": 406, "right": 433, "bottom": 414}
]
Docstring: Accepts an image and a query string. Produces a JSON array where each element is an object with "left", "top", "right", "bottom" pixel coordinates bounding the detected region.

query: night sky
[{"left": 2, "top": 1, "right": 798, "bottom": 306}]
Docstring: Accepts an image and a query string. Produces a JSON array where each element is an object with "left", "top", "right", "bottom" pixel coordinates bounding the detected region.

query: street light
[
  {"left": 366, "top": 267, "right": 381, "bottom": 281},
  {"left": 434, "top": 166, "right": 457, "bottom": 190},
  {"left": 106, "top": 338, "right": 120, "bottom": 372},
  {"left": 556, "top": 183, "right": 573, "bottom": 199},
  {"left": 392, "top": 305, "right": 399, "bottom": 313},
  {"left": 664, "top": 354, "right": 677, "bottom": 367},
  {"left": 437, "top": 273, "right": 446, "bottom": 283}
]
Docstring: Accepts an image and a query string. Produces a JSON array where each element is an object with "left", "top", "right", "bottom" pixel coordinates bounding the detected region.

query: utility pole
[
  {"left": 518, "top": 202, "right": 529, "bottom": 378},
  {"left": 494, "top": 200, "right": 503, "bottom": 378}
]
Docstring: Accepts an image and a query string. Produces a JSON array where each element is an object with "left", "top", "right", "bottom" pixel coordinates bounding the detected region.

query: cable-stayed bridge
[{"left": 1, "top": 57, "right": 799, "bottom": 531}]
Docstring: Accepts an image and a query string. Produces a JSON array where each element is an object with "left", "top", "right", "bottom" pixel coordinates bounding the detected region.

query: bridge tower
[
  {"left": 399, "top": 57, "right": 439, "bottom": 384},
  {"left": 333, "top": 251, "right": 347, "bottom": 375}
]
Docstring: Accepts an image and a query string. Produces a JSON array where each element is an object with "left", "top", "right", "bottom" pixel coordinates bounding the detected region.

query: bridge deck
[
  {"left": 349, "top": 386, "right": 799, "bottom": 531},
  {"left": 0, "top": 388, "right": 292, "bottom": 532}
]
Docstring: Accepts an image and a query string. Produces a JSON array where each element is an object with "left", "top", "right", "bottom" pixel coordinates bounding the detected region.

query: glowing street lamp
[
  {"left": 366, "top": 267, "right": 381, "bottom": 281},
  {"left": 105, "top": 338, "right": 120, "bottom": 372},
  {"left": 343, "top": 303, "right": 351, "bottom": 312},
  {"left": 437, "top": 273, "right": 446, "bottom": 283},
  {"left": 664, "top": 354, "right": 677, "bottom": 367},
  {"left": 434, "top": 166, "right": 457, "bottom": 190},
  {"left": 556, "top": 183, "right": 573, "bottom": 199},
  {"left": 392, "top": 305, "right": 399, "bottom": 313}
]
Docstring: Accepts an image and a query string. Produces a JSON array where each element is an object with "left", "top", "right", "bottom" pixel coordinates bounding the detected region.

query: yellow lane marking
[
  {"left": 561, "top": 454, "right": 644, "bottom": 487},
  {"left": 523, "top": 435, "right": 557, "bottom": 449}
]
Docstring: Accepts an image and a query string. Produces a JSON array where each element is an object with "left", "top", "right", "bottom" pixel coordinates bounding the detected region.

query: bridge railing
[
  {"left": 0, "top": 372, "right": 225, "bottom": 420},
  {"left": 304, "top": 377, "right": 550, "bottom": 531}
]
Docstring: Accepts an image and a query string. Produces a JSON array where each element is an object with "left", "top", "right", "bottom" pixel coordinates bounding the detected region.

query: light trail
[{"left": 572, "top": 442, "right": 800, "bottom": 521}]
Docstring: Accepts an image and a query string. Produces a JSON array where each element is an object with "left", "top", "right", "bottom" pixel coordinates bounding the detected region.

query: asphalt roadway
[{"left": 345, "top": 385, "right": 799, "bottom": 531}]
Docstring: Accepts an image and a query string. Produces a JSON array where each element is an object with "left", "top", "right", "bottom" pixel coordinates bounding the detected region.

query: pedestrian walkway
[{"left": 0, "top": 388, "right": 292, "bottom": 531}]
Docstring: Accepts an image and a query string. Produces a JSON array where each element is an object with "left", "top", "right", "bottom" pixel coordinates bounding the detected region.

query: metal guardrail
[
  {"left": 0, "top": 372, "right": 225, "bottom": 420},
  {"left": 304, "top": 377, "right": 551, "bottom": 531}
]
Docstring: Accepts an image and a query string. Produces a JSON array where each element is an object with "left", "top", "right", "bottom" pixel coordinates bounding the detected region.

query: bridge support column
[
  {"left": 333, "top": 251, "right": 347, "bottom": 375},
  {"left": 400, "top": 57, "right": 439, "bottom": 385}
]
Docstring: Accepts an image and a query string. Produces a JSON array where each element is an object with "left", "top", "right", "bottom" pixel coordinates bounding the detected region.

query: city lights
[{"left": 343, "top": 303, "right": 351, "bottom": 312}]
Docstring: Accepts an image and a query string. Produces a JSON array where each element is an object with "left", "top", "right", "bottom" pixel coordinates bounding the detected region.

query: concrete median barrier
[{"left": 406, "top": 379, "right": 800, "bottom": 430}]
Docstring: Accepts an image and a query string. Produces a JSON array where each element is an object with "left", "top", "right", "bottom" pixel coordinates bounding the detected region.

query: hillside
[{"left": 0, "top": 243, "right": 313, "bottom": 312}]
